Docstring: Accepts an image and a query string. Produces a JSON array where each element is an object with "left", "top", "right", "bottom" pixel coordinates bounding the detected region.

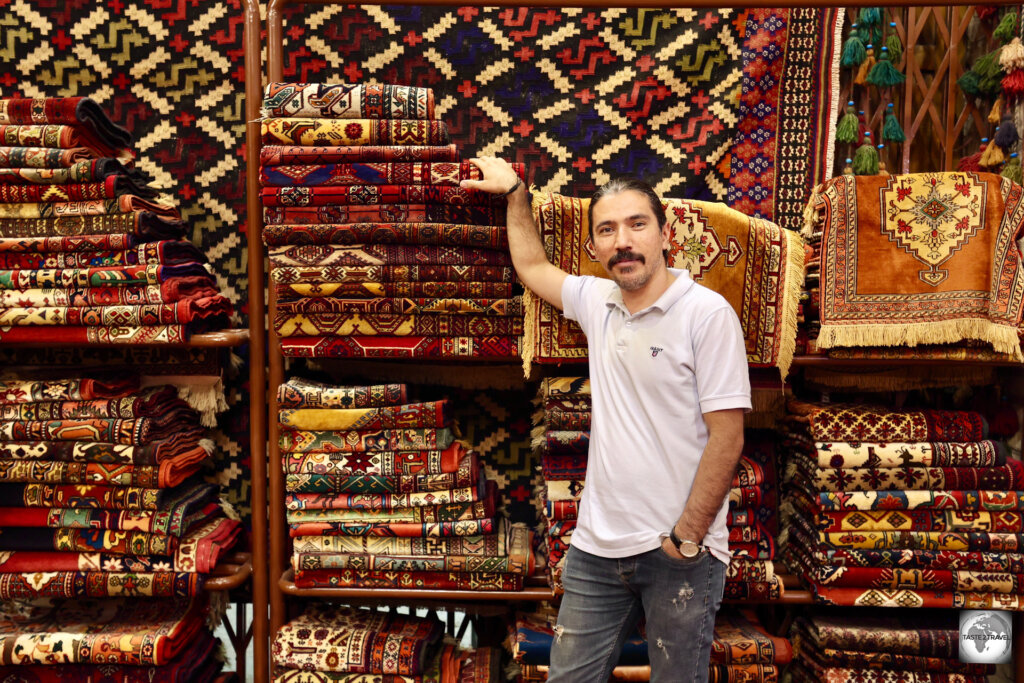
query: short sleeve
[
  {"left": 693, "top": 305, "right": 752, "bottom": 414},
  {"left": 561, "top": 274, "right": 602, "bottom": 336}
]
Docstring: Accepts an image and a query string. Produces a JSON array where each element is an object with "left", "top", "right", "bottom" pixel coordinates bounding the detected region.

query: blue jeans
[{"left": 548, "top": 544, "right": 726, "bottom": 683}]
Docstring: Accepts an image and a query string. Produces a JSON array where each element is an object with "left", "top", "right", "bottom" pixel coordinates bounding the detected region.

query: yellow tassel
[
  {"left": 855, "top": 48, "right": 876, "bottom": 85},
  {"left": 1000, "top": 37, "right": 1024, "bottom": 72},
  {"left": 990, "top": 96, "right": 1004, "bottom": 124},
  {"left": 980, "top": 141, "right": 1006, "bottom": 167}
]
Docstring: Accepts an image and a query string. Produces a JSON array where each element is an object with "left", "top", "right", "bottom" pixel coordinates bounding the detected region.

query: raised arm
[{"left": 461, "top": 157, "right": 568, "bottom": 310}]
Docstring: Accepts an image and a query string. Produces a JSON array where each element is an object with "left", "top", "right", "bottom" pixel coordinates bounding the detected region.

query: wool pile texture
[
  {"left": 780, "top": 398, "right": 1024, "bottom": 611},
  {"left": 799, "top": 171, "right": 1024, "bottom": 367},
  {"left": 282, "top": 377, "right": 533, "bottom": 591}
]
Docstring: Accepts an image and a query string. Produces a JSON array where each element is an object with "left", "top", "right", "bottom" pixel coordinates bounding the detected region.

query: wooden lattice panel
[{"left": 837, "top": 6, "right": 996, "bottom": 174}]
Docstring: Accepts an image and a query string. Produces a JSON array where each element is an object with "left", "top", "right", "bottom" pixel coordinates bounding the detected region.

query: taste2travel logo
[{"left": 959, "top": 610, "right": 1012, "bottom": 664}]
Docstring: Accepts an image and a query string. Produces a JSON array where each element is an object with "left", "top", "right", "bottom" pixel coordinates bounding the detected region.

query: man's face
[{"left": 590, "top": 189, "right": 670, "bottom": 292}]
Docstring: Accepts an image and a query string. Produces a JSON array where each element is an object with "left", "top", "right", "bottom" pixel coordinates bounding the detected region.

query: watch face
[{"left": 680, "top": 542, "right": 700, "bottom": 558}]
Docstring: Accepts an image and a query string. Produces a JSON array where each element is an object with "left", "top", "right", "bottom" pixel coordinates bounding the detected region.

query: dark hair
[{"left": 587, "top": 177, "right": 669, "bottom": 261}]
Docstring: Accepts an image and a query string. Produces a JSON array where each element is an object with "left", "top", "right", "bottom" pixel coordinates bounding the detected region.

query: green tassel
[
  {"left": 858, "top": 7, "right": 882, "bottom": 26},
  {"left": 835, "top": 102, "right": 860, "bottom": 143},
  {"left": 854, "top": 23, "right": 871, "bottom": 43},
  {"left": 1002, "top": 154, "right": 1022, "bottom": 183},
  {"left": 958, "top": 70, "right": 981, "bottom": 96},
  {"left": 975, "top": 48, "right": 1005, "bottom": 96},
  {"left": 883, "top": 105, "right": 905, "bottom": 142},
  {"left": 885, "top": 23, "right": 902, "bottom": 64},
  {"left": 867, "top": 48, "right": 906, "bottom": 87},
  {"left": 994, "top": 11, "right": 1018, "bottom": 45},
  {"left": 841, "top": 32, "right": 867, "bottom": 67},
  {"left": 852, "top": 133, "right": 879, "bottom": 175}
]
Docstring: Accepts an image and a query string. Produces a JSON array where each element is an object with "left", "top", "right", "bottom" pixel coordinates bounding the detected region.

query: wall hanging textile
[{"left": 804, "top": 172, "right": 1024, "bottom": 359}]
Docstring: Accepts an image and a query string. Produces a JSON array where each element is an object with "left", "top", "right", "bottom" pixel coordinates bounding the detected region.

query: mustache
[{"left": 608, "top": 250, "right": 645, "bottom": 267}]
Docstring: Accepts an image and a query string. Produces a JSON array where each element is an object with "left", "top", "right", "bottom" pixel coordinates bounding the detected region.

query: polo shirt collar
[{"left": 606, "top": 268, "right": 695, "bottom": 315}]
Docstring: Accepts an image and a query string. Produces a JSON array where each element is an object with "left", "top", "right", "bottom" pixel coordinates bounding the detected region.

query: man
[{"left": 462, "top": 159, "right": 750, "bottom": 683}]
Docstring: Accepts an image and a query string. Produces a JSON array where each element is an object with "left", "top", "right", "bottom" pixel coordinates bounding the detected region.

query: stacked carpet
[
  {"left": 260, "top": 82, "right": 522, "bottom": 359},
  {"left": 788, "top": 612, "right": 997, "bottom": 682},
  {"left": 780, "top": 398, "right": 1024, "bottom": 610},
  {"left": 508, "top": 606, "right": 792, "bottom": 682},
  {"left": 534, "top": 377, "right": 783, "bottom": 600},
  {"left": 532, "top": 377, "right": 589, "bottom": 594},
  {"left": 0, "top": 375, "right": 241, "bottom": 598},
  {"left": 272, "top": 605, "right": 502, "bottom": 681},
  {"left": 0, "top": 595, "right": 225, "bottom": 681},
  {"left": 0, "top": 96, "right": 233, "bottom": 344},
  {"left": 282, "top": 377, "right": 532, "bottom": 591},
  {"left": 800, "top": 171, "right": 1024, "bottom": 363}
]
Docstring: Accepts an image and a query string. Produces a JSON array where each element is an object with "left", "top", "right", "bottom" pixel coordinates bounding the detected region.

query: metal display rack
[{"left": 242, "top": 1, "right": 1024, "bottom": 681}]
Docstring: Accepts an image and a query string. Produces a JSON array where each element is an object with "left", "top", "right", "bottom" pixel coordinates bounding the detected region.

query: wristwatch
[{"left": 669, "top": 528, "right": 703, "bottom": 559}]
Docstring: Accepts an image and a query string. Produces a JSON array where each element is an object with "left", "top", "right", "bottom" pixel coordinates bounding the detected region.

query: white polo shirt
[{"left": 561, "top": 268, "right": 751, "bottom": 565}]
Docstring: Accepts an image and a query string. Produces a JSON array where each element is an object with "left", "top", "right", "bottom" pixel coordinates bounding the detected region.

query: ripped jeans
[{"left": 548, "top": 544, "right": 726, "bottom": 683}]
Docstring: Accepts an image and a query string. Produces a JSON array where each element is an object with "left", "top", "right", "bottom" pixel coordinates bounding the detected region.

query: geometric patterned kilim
[
  {"left": 0, "top": 0, "right": 248, "bottom": 308},
  {"left": 729, "top": 8, "right": 843, "bottom": 231},
  {"left": 277, "top": 5, "right": 748, "bottom": 201}
]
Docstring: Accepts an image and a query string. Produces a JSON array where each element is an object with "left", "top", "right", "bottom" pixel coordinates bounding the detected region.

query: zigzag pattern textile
[
  {"left": 780, "top": 398, "right": 1024, "bottom": 611},
  {"left": 281, "top": 377, "right": 533, "bottom": 591},
  {"left": 534, "top": 377, "right": 782, "bottom": 600},
  {"left": 0, "top": 375, "right": 241, "bottom": 601}
]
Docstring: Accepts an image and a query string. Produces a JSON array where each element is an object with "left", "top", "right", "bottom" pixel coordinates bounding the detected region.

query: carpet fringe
[
  {"left": 817, "top": 319, "right": 1024, "bottom": 360},
  {"left": 521, "top": 288, "right": 536, "bottom": 378},
  {"left": 778, "top": 227, "right": 806, "bottom": 379}
]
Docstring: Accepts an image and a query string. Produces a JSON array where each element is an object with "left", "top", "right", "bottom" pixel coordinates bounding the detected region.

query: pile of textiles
[
  {"left": 788, "top": 611, "right": 997, "bottom": 682},
  {"left": 800, "top": 171, "right": 1024, "bottom": 362},
  {"left": 508, "top": 605, "right": 792, "bottom": 681},
  {"left": 282, "top": 377, "right": 532, "bottom": 590},
  {"left": 780, "top": 398, "right": 1024, "bottom": 610},
  {"left": 534, "top": 378, "right": 783, "bottom": 600},
  {"left": 0, "top": 375, "right": 241, "bottom": 598},
  {"left": 260, "top": 82, "right": 522, "bottom": 359},
  {"left": 0, "top": 96, "right": 233, "bottom": 344},
  {"left": 532, "top": 377, "right": 589, "bottom": 593},
  {"left": 0, "top": 345, "right": 234, "bottom": 429},
  {"left": 0, "top": 595, "right": 225, "bottom": 681},
  {"left": 273, "top": 605, "right": 501, "bottom": 681}
]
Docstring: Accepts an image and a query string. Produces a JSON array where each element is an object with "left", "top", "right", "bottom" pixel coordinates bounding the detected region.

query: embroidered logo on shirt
[{"left": 650, "top": 346, "right": 663, "bottom": 357}]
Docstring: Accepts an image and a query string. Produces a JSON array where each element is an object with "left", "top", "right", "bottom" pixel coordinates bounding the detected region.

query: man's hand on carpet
[{"left": 463, "top": 156, "right": 520, "bottom": 195}]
